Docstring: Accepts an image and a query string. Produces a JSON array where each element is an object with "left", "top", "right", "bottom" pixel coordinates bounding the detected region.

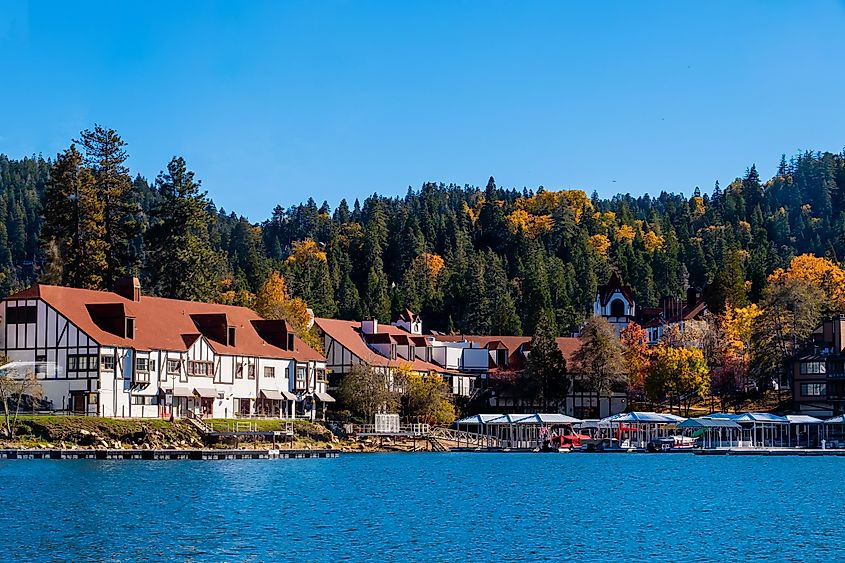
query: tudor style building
[
  {"left": 791, "top": 315, "right": 845, "bottom": 417},
  {"left": 593, "top": 271, "right": 636, "bottom": 334},
  {"left": 593, "top": 272, "right": 707, "bottom": 343},
  {"left": 315, "top": 311, "right": 627, "bottom": 418},
  {"left": 0, "top": 278, "right": 330, "bottom": 420}
]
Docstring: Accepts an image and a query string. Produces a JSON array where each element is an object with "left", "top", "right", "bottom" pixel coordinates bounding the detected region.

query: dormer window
[
  {"left": 125, "top": 317, "right": 135, "bottom": 339},
  {"left": 227, "top": 326, "right": 236, "bottom": 346}
]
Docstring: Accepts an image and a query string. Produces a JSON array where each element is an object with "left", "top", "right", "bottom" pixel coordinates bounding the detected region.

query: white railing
[{"left": 429, "top": 427, "right": 498, "bottom": 448}]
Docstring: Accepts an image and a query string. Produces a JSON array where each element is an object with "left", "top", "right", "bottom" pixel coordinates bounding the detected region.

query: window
[
  {"left": 295, "top": 366, "right": 307, "bottom": 389},
  {"left": 610, "top": 298, "right": 625, "bottom": 318},
  {"left": 801, "top": 383, "right": 827, "bottom": 397},
  {"left": 135, "top": 358, "right": 149, "bottom": 373},
  {"left": 236, "top": 364, "right": 243, "bottom": 379},
  {"left": 409, "top": 346, "right": 416, "bottom": 360},
  {"left": 101, "top": 355, "right": 115, "bottom": 371},
  {"left": 167, "top": 360, "right": 180, "bottom": 375},
  {"left": 316, "top": 369, "right": 327, "bottom": 383},
  {"left": 131, "top": 395, "right": 158, "bottom": 405},
  {"left": 67, "top": 354, "right": 98, "bottom": 372},
  {"left": 35, "top": 355, "right": 47, "bottom": 377},
  {"left": 248, "top": 364, "right": 256, "bottom": 379},
  {"left": 264, "top": 366, "right": 275, "bottom": 378},
  {"left": 287, "top": 333, "right": 295, "bottom": 351},
  {"left": 496, "top": 349, "right": 508, "bottom": 368},
  {"left": 390, "top": 344, "right": 397, "bottom": 360},
  {"left": 800, "top": 362, "right": 827, "bottom": 375},
  {"left": 189, "top": 361, "right": 214, "bottom": 377},
  {"left": 227, "top": 326, "right": 236, "bottom": 346},
  {"left": 125, "top": 317, "right": 135, "bottom": 339},
  {"left": 6, "top": 305, "right": 37, "bottom": 324}
]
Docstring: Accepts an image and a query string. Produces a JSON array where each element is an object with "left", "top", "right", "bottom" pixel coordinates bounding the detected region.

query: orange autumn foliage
[{"left": 768, "top": 254, "right": 845, "bottom": 312}]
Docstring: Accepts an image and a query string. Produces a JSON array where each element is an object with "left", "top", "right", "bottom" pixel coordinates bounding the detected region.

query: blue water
[{"left": 1, "top": 453, "right": 843, "bottom": 562}]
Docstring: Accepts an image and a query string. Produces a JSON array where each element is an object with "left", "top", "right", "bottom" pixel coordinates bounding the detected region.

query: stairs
[
  {"left": 427, "top": 436, "right": 449, "bottom": 452},
  {"left": 185, "top": 412, "right": 212, "bottom": 436}
]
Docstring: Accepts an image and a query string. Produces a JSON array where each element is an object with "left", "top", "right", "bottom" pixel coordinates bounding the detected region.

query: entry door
[
  {"left": 71, "top": 394, "right": 85, "bottom": 414},
  {"left": 201, "top": 398, "right": 214, "bottom": 417},
  {"left": 239, "top": 399, "right": 251, "bottom": 416}
]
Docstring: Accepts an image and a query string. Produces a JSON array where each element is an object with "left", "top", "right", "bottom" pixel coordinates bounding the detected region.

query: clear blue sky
[{"left": 2, "top": 1, "right": 845, "bottom": 220}]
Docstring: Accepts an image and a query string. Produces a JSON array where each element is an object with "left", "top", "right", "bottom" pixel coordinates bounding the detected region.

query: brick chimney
[
  {"left": 686, "top": 287, "right": 698, "bottom": 308},
  {"left": 115, "top": 276, "right": 141, "bottom": 302}
]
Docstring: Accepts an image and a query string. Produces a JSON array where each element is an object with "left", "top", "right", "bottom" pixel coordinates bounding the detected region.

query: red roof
[
  {"left": 314, "top": 317, "right": 442, "bottom": 372},
  {"left": 639, "top": 296, "right": 707, "bottom": 327},
  {"left": 436, "top": 334, "right": 581, "bottom": 372},
  {"left": 6, "top": 284, "right": 324, "bottom": 362}
]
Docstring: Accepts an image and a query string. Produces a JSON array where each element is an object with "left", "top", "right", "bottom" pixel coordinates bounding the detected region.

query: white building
[
  {"left": 0, "top": 279, "right": 330, "bottom": 420},
  {"left": 315, "top": 315, "right": 480, "bottom": 398}
]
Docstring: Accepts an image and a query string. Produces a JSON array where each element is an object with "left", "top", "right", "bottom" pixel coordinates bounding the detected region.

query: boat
[
  {"left": 537, "top": 427, "right": 591, "bottom": 452},
  {"left": 646, "top": 435, "right": 698, "bottom": 452}
]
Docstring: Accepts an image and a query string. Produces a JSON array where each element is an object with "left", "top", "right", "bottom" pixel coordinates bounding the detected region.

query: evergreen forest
[{"left": 3, "top": 125, "right": 845, "bottom": 340}]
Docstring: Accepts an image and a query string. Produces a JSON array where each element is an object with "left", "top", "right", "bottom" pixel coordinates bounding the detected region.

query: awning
[
  {"left": 280, "top": 390, "right": 297, "bottom": 401},
  {"left": 786, "top": 415, "right": 823, "bottom": 425},
  {"left": 513, "top": 413, "right": 583, "bottom": 425},
  {"left": 677, "top": 417, "right": 742, "bottom": 430},
  {"left": 193, "top": 387, "right": 217, "bottom": 399},
  {"left": 260, "top": 389, "right": 285, "bottom": 401},
  {"left": 315, "top": 391, "right": 336, "bottom": 403},
  {"left": 171, "top": 387, "right": 193, "bottom": 398}
]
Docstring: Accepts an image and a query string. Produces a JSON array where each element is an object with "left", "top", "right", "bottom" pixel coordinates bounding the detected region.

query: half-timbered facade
[{"left": 0, "top": 279, "right": 329, "bottom": 420}]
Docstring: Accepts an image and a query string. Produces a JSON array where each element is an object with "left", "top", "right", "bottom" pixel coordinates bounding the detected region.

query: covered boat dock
[
  {"left": 453, "top": 413, "right": 583, "bottom": 450},
  {"left": 677, "top": 417, "right": 742, "bottom": 448}
]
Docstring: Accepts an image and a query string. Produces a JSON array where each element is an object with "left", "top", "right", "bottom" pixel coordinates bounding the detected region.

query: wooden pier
[
  {"left": 0, "top": 448, "right": 339, "bottom": 460},
  {"left": 695, "top": 448, "right": 845, "bottom": 456}
]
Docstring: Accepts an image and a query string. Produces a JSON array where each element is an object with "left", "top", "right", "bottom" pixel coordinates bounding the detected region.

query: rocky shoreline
[{"left": 1, "top": 416, "right": 442, "bottom": 455}]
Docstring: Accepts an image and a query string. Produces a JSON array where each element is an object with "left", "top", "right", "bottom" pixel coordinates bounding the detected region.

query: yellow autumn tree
[
  {"left": 711, "top": 303, "right": 762, "bottom": 408},
  {"left": 620, "top": 322, "right": 650, "bottom": 399},
  {"left": 768, "top": 254, "right": 845, "bottom": 312},
  {"left": 588, "top": 234, "right": 611, "bottom": 257},
  {"left": 254, "top": 271, "right": 323, "bottom": 353},
  {"left": 401, "top": 372, "right": 456, "bottom": 425},
  {"left": 559, "top": 190, "right": 593, "bottom": 223},
  {"left": 615, "top": 224, "right": 635, "bottom": 244},
  {"left": 645, "top": 345, "right": 710, "bottom": 416},
  {"left": 505, "top": 209, "right": 554, "bottom": 239},
  {"left": 284, "top": 238, "right": 327, "bottom": 264},
  {"left": 642, "top": 231, "right": 665, "bottom": 252}
]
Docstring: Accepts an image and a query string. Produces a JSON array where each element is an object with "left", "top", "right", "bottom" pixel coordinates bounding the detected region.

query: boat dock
[
  {"left": 695, "top": 448, "right": 845, "bottom": 456},
  {"left": 0, "top": 448, "right": 339, "bottom": 460}
]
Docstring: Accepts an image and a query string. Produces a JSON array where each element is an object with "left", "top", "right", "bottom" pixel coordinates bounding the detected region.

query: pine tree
[
  {"left": 522, "top": 311, "right": 568, "bottom": 410},
  {"left": 41, "top": 145, "right": 107, "bottom": 289},
  {"left": 522, "top": 244, "right": 555, "bottom": 335},
  {"left": 146, "top": 156, "right": 221, "bottom": 301},
  {"left": 75, "top": 125, "right": 140, "bottom": 288},
  {"left": 284, "top": 239, "right": 337, "bottom": 317}
]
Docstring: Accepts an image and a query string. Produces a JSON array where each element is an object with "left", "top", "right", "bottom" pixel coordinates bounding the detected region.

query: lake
[{"left": 1, "top": 452, "right": 842, "bottom": 562}]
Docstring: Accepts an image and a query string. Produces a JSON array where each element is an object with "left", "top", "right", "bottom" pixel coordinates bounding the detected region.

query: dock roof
[{"left": 677, "top": 418, "right": 742, "bottom": 429}]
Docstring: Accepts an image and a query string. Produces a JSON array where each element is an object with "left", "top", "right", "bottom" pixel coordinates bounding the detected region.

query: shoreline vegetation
[{"left": 0, "top": 416, "right": 442, "bottom": 454}]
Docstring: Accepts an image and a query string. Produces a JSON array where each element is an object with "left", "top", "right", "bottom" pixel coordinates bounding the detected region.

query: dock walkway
[
  {"left": 0, "top": 448, "right": 338, "bottom": 460},
  {"left": 695, "top": 448, "right": 845, "bottom": 456}
]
